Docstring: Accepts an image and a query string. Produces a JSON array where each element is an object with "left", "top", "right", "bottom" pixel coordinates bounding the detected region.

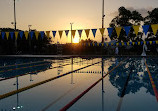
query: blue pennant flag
[
  {"left": 124, "top": 42, "right": 127, "bottom": 46},
  {"left": 119, "top": 43, "right": 122, "bottom": 46},
  {"left": 135, "top": 42, "right": 138, "bottom": 45},
  {"left": 78, "top": 30, "right": 83, "bottom": 38},
  {"left": 142, "top": 25, "right": 150, "bottom": 35},
  {"left": 129, "top": 42, "right": 132, "bottom": 46},
  {"left": 2, "top": 32, "right": 5, "bottom": 39},
  {"left": 124, "top": 26, "right": 131, "bottom": 36},
  {"left": 91, "top": 29, "right": 97, "bottom": 38},
  {"left": 19, "top": 31, "right": 24, "bottom": 39},
  {"left": 52, "top": 31, "right": 56, "bottom": 38},
  {"left": 40, "top": 31, "right": 45, "bottom": 39},
  {"left": 141, "top": 41, "right": 144, "bottom": 45},
  {"left": 30, "top": 31, "right": 34, "bottom": 39},
  {"left": 153, "top": 41, "right": 156, "bottom": 44},
  {"left": 146, "top": 41, "right": 149, "bottom": 45},
  {"left": 10, "top": 32, "right": 14, "bottom": 39},
  {"left": 65, "top": 30, "right": 69, "bottom": 37},
  {"left": 107, "top": 28, "right": 113, "bottom": 38}
]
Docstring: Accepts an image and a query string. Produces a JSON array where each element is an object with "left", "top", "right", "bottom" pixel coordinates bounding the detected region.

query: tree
[
  {"left": 144, "top": 8, "right": 158, "bottom": 24},
  {"left": 109, "top": 6, "right": 143, "bottom": 42}
]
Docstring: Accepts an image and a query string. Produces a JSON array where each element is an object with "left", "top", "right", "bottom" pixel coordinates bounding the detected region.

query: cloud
[{"left": 109, "top": 7, "right": 154, "bottom": 17}]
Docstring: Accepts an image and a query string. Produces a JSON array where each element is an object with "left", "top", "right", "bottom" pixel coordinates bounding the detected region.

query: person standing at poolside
[{"left": 115, "top": 47, "right": 119, "bottom": 55}]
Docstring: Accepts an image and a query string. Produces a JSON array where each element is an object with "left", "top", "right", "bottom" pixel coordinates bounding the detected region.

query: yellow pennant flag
[
  {"left": 115, "top": 27, "right": 122, "bottom": 38},
  {"left": 133, "top": 25, "right": 140, "bottom": 36},
  {"left": 35, "top": 31, "right": 39, "bottom": 40},
  {"left": 106, "top": 43, "right": 109, "bottom": 46},
  {"left": 0, "top": 32, "right": 1, "bottom": 36},
  {"left": 15, "top": 32, "right": 19, "bottom": 40},
  {"left": 156, "top": 40, "right": 158, "bottom": 44},
  {"left": 151, "top": 24, "right": 158, "bottom": 35},
  {"left": 88, "top": 43, "right": 91, "bottom": 46},
  {"left": 85, "top": 29, "right": 90, "bottom": 38},
  {"left": 97, "top": 43, "right": 99, "bottom": 46},
  {"left": 58, "top": 31, "right": 63, "bottom": 39},
  {"left": 46, "top": 31, "right": 50, "bottom": 38},
  {"left": 71, "top": 30, "right": 76, "bottom": 38},
  {"left": 99, "top": 28, "right": 105, "bottom": 36},
  {"left": 144, "top": 41, "right": 146, "bottom": 45},
  {"left": 138, "top": 42, "right": 140, "bottom": 45},
  {"left": 24, "top": 31, "right": 29, "bottom": 40},
  {"left": 127, "top": 42, "right": 129, "bottom": 46},
  {"left": 122, "top": 42, "right": 124, "bottom": 46},
  {"left": 116, "top": 43, "right": 119, "bottom": 46},
  {"left": 132, "top": 42, "right": 135, "bottom": 45},
  {"left": 149, "top": 41, "right": 152, "bottom": 45},
  {"left": 6, "top": 32, "right": 9, "bottom": 40}
]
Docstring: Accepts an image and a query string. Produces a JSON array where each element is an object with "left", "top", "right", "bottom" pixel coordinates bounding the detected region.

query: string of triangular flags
[
  {"left": 80, "top": 40, "right": 158, "bottom": 47},
  {"left": 0, "top": 24, "right": 157, "bottom": 40}
]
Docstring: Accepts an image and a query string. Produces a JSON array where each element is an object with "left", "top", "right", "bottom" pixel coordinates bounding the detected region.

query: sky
[{"left": 0, "top": 0, "right": 158, "bottom": 43}]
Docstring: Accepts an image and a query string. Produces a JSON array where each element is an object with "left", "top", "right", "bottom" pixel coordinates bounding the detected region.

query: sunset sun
[{"left": 73, "top": 37, "right": 79, "bottom": 43}]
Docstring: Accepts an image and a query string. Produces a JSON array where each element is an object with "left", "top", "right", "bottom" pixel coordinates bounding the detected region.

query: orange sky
[{"left": 0, "top": 0, "right": 157, "bottom": 43}]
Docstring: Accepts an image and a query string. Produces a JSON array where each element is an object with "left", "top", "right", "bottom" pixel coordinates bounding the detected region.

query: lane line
[
  {"left": 59, "top": 58, "right": 128, "bottom": 111},
  {"left": 144, "top": 58, "right": 158, "bottom": 102},
  {"left": 0, "top": 60, "right": 101, "bottom": 100}
]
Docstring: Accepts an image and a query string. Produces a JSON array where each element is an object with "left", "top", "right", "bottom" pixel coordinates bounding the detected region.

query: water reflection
[{"left": 108, "top": 57, "right": 156, "bottom": 98}]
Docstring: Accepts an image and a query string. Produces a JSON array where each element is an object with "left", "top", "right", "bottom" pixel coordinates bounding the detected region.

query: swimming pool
[{"left": 0, "top": 57, "right": 158, "bottom": 111}]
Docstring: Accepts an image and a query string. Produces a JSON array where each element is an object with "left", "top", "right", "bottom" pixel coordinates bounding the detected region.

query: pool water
[{"left": 0, "top": 57, "right": 158, "bottom": 111}]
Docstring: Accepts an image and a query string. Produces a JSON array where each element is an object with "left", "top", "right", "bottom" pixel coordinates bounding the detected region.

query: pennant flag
[
  {"left": 0, "top": 32, "right": 1, "bottom": 37},
  {"left": 71, "top": 30, "right": 76, "bottom": 38},
  {"left": 99, "top": 28, "right": 105, "bottom": 36},
  {"left": 10, "top": 32, "right": 14, "bottom": 39},
  {"left": 124, "top": 26, "right": 131, "bottom": 36},
  {"left": 107, "top": 28, "right": 113, "bottom": 38},
  {"left": 35, "top": 31, "right": 39, "bottom": 40},
  {"left": 142, "top": 25, "right": 150, "bottom": 35},
  {"left": 91, "top": 29, "right": 97, "bottom": 38},
  {"left": 133, "top": 25, "right": 140, "bottom": 36},
  {"left": 146, "top": 41, "right": 149, "bottom": 45},
  {"left": 78, "top": 30, "right": 83, "bottom": 38},
  {"left": 24, "top": 31, "right": 29, "bottom": 40},
  {"left": 141, "top": 41, "right": 144, "bottom": 45},
  {"left": 149, "top": 41, "right": 152, "bottom": 45},
  {"left": 30, "top": 31, "right": 34, "bottom": 39},
  {"left": 65, "top": 30, "right": 69, "bottom": 37},
  {"left": 132, "top": 42, "right": 135, "bottom": 45},
  {"left": 2, "top": 32, "right": 5, "bottom": 39},
  {"left": 153, "top": 41, "right": 156, "bottom": 44},
  {"left": 58, "top": 31, "right": 63, "bottom": 39},
  {"left": 15, "top": 32, "right": 19, "bottom": 40},
  {"left": 85, "top": 29, "right": 90, "bottom": 38},
  {"left": 127, "top": 42, "right": 129, "bottom": 46},
  {"left": 151, "top": 24, "right": 158, "bottom": 35},
  {"left": 156, "top": 41, "right": 158, "bottom": 44},
  {"left": 46, "top": 31, "right": 50, "bottom": 38},
  {"left": 138, "top": 42, "right": 140, "bottom": 45},
  {"left": 52, "top": 31, "right": 56, "bottom": 38},
  {"left": 144, "top": 41, "right": 146, "bottom": 45},
  {"left": 115, "top": 27, "right": 122, "bottom": 38},
  {"left": 6, "top": 32, "right": 9, "bottom": 40},
  {"left": 19, "top": 31, "right": 24, "bottom": 39},
  {"left": 40, "top": 31, "right": 45, "bottom": 39}
]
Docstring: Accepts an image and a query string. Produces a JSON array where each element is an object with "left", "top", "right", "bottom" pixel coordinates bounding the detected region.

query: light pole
[
  {"left": 102, "top": 0, "right": 105, "bottom": 43},
  {"left": 70, "top": 23, "right": 73, "bottom": 44},
  {"left": 28, "top": 25, "right": 32, "bottom": 31},
  {"left": 13, "top": 0, "right": 17, "bottom": 54},
  {"left": 14, "top": 0, "right": 17, "bottom": 31},
  {"left": 28, "top": 25, "right": 32, "bottom": 54}
]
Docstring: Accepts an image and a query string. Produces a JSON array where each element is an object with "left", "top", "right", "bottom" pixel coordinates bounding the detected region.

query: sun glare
[{"left": 73, "top": 37, "right": 79, "bottom": 43}]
